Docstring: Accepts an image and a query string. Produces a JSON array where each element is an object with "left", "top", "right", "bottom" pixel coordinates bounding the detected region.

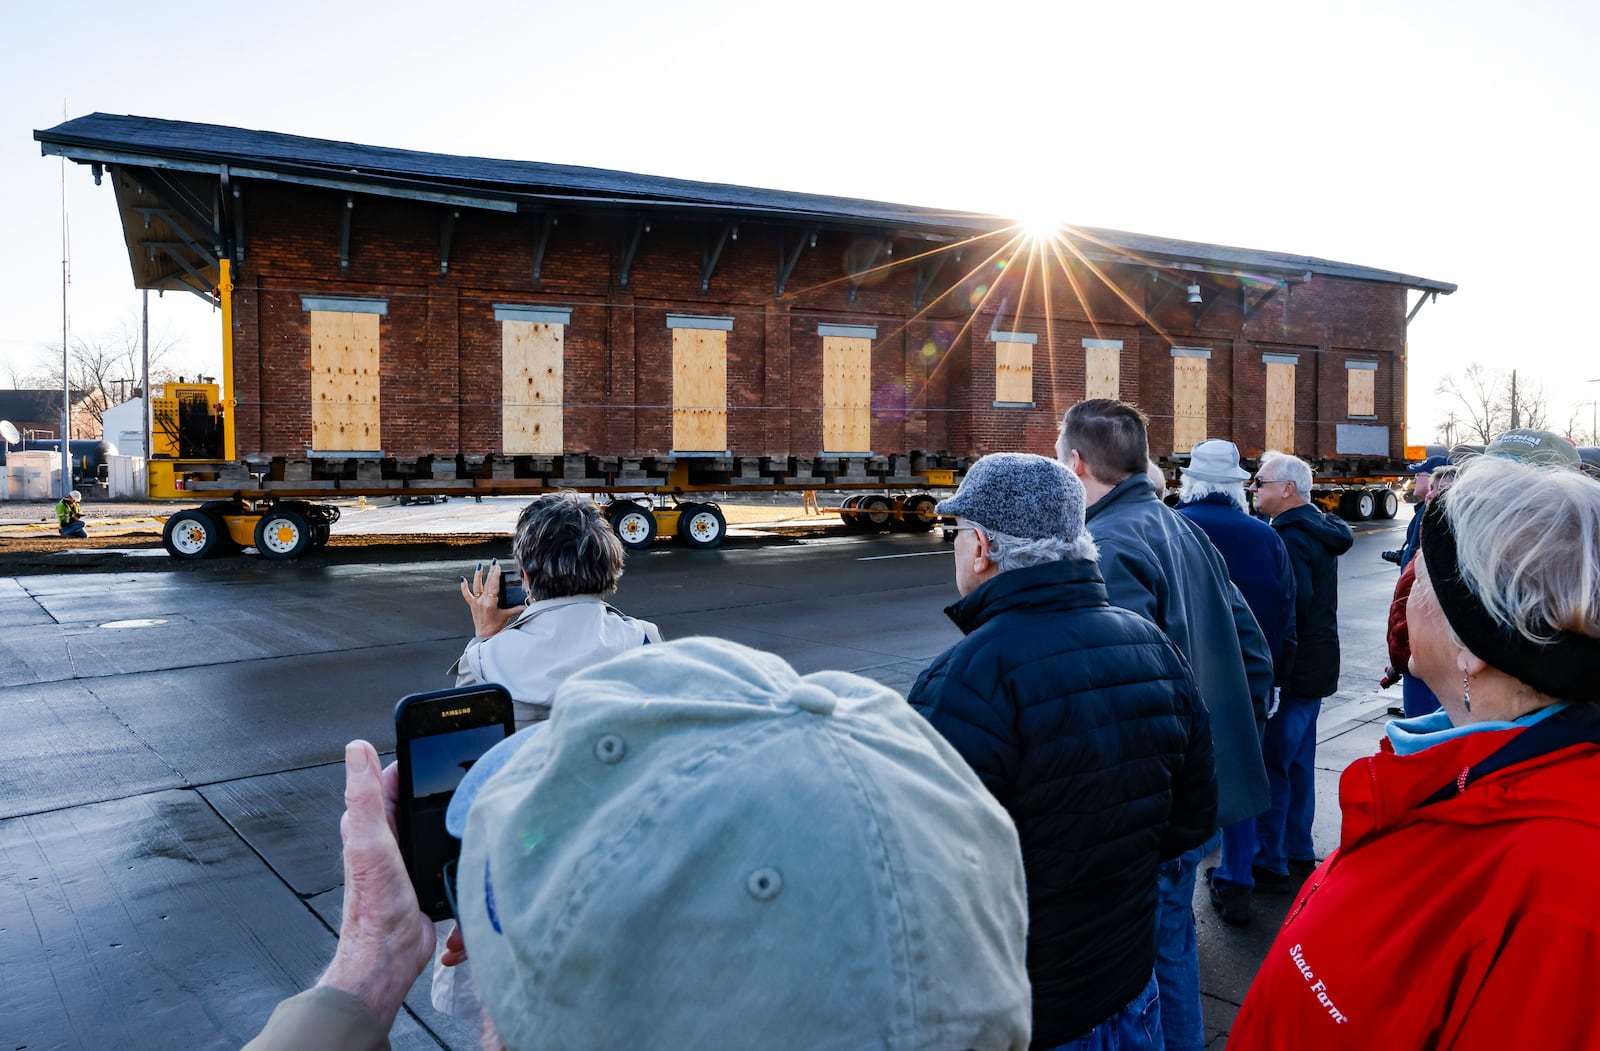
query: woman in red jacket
[{"left": 1232, "top": 454, "right": 1600, "bottom": 1050}]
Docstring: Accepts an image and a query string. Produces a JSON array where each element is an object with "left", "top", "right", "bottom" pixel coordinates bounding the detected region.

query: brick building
[{"left": 36, "top": 114, "right": 1454, "bottom": 484}]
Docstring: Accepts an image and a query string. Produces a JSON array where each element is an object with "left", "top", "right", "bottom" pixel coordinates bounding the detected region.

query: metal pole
[
  {"left": 142, "top": 289, "right": 150, "bottom": 461},
  {"left": 60, "top": 148, "right": 71, "bottom": 498}
]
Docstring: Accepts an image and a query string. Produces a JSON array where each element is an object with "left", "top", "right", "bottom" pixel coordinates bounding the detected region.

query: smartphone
[
  {"left": 395, "top": 684, "right": 515, "bottom": 921},
  {"left": 497, "top": 576, "right": 527, "bottom": 609}
]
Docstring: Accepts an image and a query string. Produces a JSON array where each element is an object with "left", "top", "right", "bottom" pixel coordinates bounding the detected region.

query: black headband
[{"left": 1419, "top": 499, "right": 1600, "bottom": 704}]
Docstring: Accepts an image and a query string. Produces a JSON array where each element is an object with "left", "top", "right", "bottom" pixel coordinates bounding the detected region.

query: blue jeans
[
  {"left": 59, "top": 520, "right": 87, "bottom": 538},
  {"left": 1043, "top": 968, "right": 1163, "bottom": 1051},
  {"left": 1211, "top": 818, "right": 1255, "bottom": 889},
  {"left": 1255, "top": 695, "right": 1321, "bottom": 874},
  {"left": 1401, "top": 675, "right": 1440, "bottom": 718},
  {"left": 1154, "top": 839, "right": 1208, "bottom": 1051}
]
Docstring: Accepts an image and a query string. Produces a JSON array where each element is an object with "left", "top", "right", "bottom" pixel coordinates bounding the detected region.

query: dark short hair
[
  {"left": 1059, "top": 399, "right": 1151, "bottom": 485},
  {"left": 511, "top": 491, "right": 626, "bottom": 601}
]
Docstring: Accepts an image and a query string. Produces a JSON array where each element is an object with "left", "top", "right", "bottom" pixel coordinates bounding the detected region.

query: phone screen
[{"left": 395, "top": 685, "right": 514, "bottom": 921}]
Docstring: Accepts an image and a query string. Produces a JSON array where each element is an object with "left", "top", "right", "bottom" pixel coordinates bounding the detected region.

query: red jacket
[
  {"left": 1385, "top": 560, "right": 1416, "bottom": 676},
  {"left": 1230, "top": 724, "right": 1600, "bottom": 1050}
]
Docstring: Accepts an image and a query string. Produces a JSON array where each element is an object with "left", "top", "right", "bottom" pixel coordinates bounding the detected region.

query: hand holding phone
[
  {"left": 395, "top": 685, "right": 514, "bottom": 921},
  {"left": 461, "top": 561, "right": 522, "bottom": 637}
]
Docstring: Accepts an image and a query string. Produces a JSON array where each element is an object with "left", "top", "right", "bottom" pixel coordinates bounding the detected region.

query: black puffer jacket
[
  {"left": 1271, "top": 504, "right": 1354, "bottom": 699},
  {"left": 908, "top": 558, "right": 1216, "bottom": 1048}
]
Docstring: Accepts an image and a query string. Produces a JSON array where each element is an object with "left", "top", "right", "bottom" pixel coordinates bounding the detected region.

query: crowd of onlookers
[{"left": 243, "top": 401, "right": 1600, "bottom": 1051}]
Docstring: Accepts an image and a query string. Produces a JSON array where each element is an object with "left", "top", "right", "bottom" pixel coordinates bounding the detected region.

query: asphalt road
[{"left": 0, "top": 512, "right": 1412, "bottom": 1050}]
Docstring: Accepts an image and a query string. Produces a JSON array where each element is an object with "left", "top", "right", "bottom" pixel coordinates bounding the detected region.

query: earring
[{"left": 1462, "top": 673, "right": 1472, "bottom": 714}]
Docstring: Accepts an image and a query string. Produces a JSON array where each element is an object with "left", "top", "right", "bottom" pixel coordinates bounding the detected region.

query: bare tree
[
  {"left": 1436, "top": 363, "right": 1507, "bottom": 444},
  {"left": 1507, "top": 373, "right": 1550, "bottom": 431},
  {"left": 37, "top": 317, "right": 184, "bottom": 430}
]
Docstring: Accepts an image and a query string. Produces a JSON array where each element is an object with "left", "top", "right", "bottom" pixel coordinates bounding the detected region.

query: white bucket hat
[{"left": 1182, "top": 439, "right": 1251, "bottom": 483}]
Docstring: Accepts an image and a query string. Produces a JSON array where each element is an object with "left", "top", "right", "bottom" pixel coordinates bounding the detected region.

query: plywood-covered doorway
[
  {"left": 821, "top": 324, "right": 874, "bottom": 453},
  {"left": 307, "top": 301, "right": 384, "bottom": 452},
  {"left": 1172, "top": 348, "right": 1209, "bottom": 454},
  {"left": 670, "top": 315, "right": 731, "bottom": 452}
]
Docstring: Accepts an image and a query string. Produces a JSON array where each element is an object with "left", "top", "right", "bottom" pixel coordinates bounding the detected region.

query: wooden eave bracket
[
  {"left": 340, "top": 195, "right": 354, "bottom": 269},
  {"left": 619, "top": 218, "right": 648, "bottom": 288},
  {"left": 776, "top": 226, "right": 818, "bottom": 296},
  {"left": 1405, "top": 289, "right": 1439, "bottom": 328},
  {"left": 440, "top": 209, "right": 459, "bottom": 275},
  {"left": 531, "top": 213, "right": 556, "bottom": 283},
  {"left": 701, "top": 222, "right": 734, "bottom": 292}
]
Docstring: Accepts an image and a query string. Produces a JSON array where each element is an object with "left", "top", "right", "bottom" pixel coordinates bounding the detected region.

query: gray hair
[
  {"left": 1178, "top": 476, "right": 1248, "bottom": 512},
  {"left": 1145, "top": 460, "right": 1167, "bottom": 497},
  {"left": 511, "top": 491, "right": 626, "bottom": 601},
  {"left": 981, "top": 526, "right": 1099, "bottom": 571},
  {"left": 1260, "top": 451, "right": 1314, "bottom": 497},
  {"left": 1438, "top": 456, "right": 1600, "bottom": 643}
]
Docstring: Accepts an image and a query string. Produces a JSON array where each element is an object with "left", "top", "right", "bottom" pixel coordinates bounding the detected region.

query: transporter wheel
[
  {"left": 254, "top": 506, "right": 313, "bottom": 560},
  {"left": 311, "top": 524, "right": 332, "bottom": 547},
  {"left": 162, "top": 509, "right": 225, "bottom": 560},
  {"left": 839, "top": 494, "right": 868, "bottom": 532},
  {"left": 858, "top": 495, "right": 894, "bottom": 531},
  {"left": 899, "top": 494, "right": 939, "bottom": 532},
  {"left": 608, "top": 501, "right": 658, "bottom": 550},
  {"left": 1373, "top": 489, "right": 1400, "bottom": 520},
  {"left": 677, "top": 503, "right": 727, "bottom": 549}
]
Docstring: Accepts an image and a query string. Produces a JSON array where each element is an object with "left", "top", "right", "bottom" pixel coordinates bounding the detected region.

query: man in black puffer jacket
[{"left": 909, "top": 453, "right": 1217, "bottom": 1051}]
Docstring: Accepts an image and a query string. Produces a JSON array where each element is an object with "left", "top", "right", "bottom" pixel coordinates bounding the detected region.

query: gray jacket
[{"left": 1085, "top": 475, "right": 1272, "bottom": 825}]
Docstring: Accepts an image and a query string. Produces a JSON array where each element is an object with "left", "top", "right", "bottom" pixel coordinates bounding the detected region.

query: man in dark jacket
[
  {"left": 1175, "top": 438, "right": 1297, "bottom": 925},
  {"left": 1058, "top": 399, "right": 1272, "bottom": 1051},
  {"left": 909, "top": 452, "right": 1216, "bottom": 1051},
  {"left": 1249, "top": 451, "right": 1354, "bottom": 890}
]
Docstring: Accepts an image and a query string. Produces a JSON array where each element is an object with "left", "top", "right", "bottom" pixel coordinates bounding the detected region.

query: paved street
[{"left": 0, "top": 509, "right": 1410, "bottom": 1049}]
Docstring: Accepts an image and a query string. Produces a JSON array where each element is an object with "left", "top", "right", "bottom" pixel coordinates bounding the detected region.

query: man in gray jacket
[{"left": 1058, "top": 399, "right": 1272, "bottom": 1051}]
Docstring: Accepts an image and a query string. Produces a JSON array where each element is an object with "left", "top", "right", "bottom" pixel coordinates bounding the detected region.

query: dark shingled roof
[{"left": 36, "top": 112, "right": 1456, "bottom": 293}]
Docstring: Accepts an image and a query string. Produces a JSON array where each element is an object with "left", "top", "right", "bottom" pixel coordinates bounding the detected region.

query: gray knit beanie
[{"left": 936, "top": 452, "right": 1085, "bottom": 541}]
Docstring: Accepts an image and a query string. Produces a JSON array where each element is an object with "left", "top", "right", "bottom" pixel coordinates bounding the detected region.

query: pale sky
[{"left": 4, "top": 0, "right": 1596, "bottom": 444}]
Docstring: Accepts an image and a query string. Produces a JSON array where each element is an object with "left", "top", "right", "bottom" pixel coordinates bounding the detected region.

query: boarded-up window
[
  {"left": 991, "top": 331, "right": 1035, "bottom": 404},
  {"left": 1264, "top": 354, "right": 1298, "bottom": 453},
  {"left": 1347, "top": 361, "right": 1377, "bottom": 417},
  {"left": 1084, "top": 339, "right": 1121, "bottom": 400},
  {"left": 671, "top": 316, "right": 730, "bottom": 452},
  {"left": 823, "top": 332, "right": 872, "bottom": 453},
  {"left": 310, "top": 310, "right": 381, "bottom": 452},
  {"left": 502, "top": 321, "right": 564, "bottom": 454},
  {"left": 1172, "top": 348, "right": 1209, "bottom": 454}
]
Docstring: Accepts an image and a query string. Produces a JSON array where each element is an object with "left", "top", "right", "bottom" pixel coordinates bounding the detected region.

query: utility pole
[{"left": 1508, "top": 369, "right": 1519, "bottom": 430}]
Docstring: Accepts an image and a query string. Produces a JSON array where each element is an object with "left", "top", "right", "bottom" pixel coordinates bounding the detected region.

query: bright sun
[{"left": 1021, "top": 213, "right": 1066, "bottom": 241}]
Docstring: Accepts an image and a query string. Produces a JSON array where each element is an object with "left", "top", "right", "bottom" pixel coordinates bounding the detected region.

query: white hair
[
  {"left": 1145, "top": 460, "right": 1167, "bottom": 496},
  {"left": 1178, "top": 476, "right": 1248, "bottom": 512},
  {"left": 982, "top": 527, "right": 1099, "bottom": 570},
  {"left": 1438, "top": 455, "right": 1600, "bottom": 643},
  {"left": 1259, "top": 451, "right": 1313, "bottom": 497}
]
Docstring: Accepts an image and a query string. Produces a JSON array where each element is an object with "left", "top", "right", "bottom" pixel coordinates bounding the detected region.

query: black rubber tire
[
  {"left": 311, "top": 524, "right": 332, "bottom": 547},
  {"left": 1373, "top": 489, "right": 1400, "bottom": 520},
  {"left": 162, "top": 509, "right": 223, "bottom": 560},
  {"left": 898, "top": 494, "right": 939, "bottom": 532},
  {"left": 608, "top": 502, "right": 658, "bottom": 550},
  {"left": 839, "top": 494, "right": 868, "bottom": 532},
  {"left": 677, "top": 503, "right": 727, "bottom": 549},
  {"left": 254, "top": 506, "right": 313, "bottom": 560},
  {"left": 197, "top": 502, "right": 241, "bottom": 555},
  {"left": 858, "top": 494, "right": 893, "bottom": 531},
  {"left": 1354, "top": 490, "right": 1376, "bottom": 520}
]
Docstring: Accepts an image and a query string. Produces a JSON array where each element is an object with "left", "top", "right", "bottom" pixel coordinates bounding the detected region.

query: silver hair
[
  {"left": 1260, "top": 451, "right": 1314, "bottom": 497},
  {"left": 511, "top": 491, "right": 626, "bottom": 601},
  {"left": 1178, "top": 476, "right": 1248, "bottom": 512},
  {"left": 1437, "top": 456, "right": 1600, "bottom": 643},
  {"left": 1146, "top": 460, "right": 1167, "bottom": 496},
  {"left": 981, "top": 526, "right": 1099, "bottom": 570}
]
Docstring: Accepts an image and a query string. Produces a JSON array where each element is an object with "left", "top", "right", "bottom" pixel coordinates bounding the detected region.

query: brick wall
[{"left": 230, "top": 183, "right": 1409, "bottom": 465}]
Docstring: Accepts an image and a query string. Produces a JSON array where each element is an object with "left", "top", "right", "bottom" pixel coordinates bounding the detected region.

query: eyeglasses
[{"left": 1249, "top": 476, "right": 1290, "bottom": 489}]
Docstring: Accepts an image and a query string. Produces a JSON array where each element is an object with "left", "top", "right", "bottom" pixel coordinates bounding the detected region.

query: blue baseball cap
[
  {"left": 1408, "top": 455, "right": 1450, "bottom": 473},
  {"left": 445, "top": 727, "right": 544, "bottom": 838}
]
